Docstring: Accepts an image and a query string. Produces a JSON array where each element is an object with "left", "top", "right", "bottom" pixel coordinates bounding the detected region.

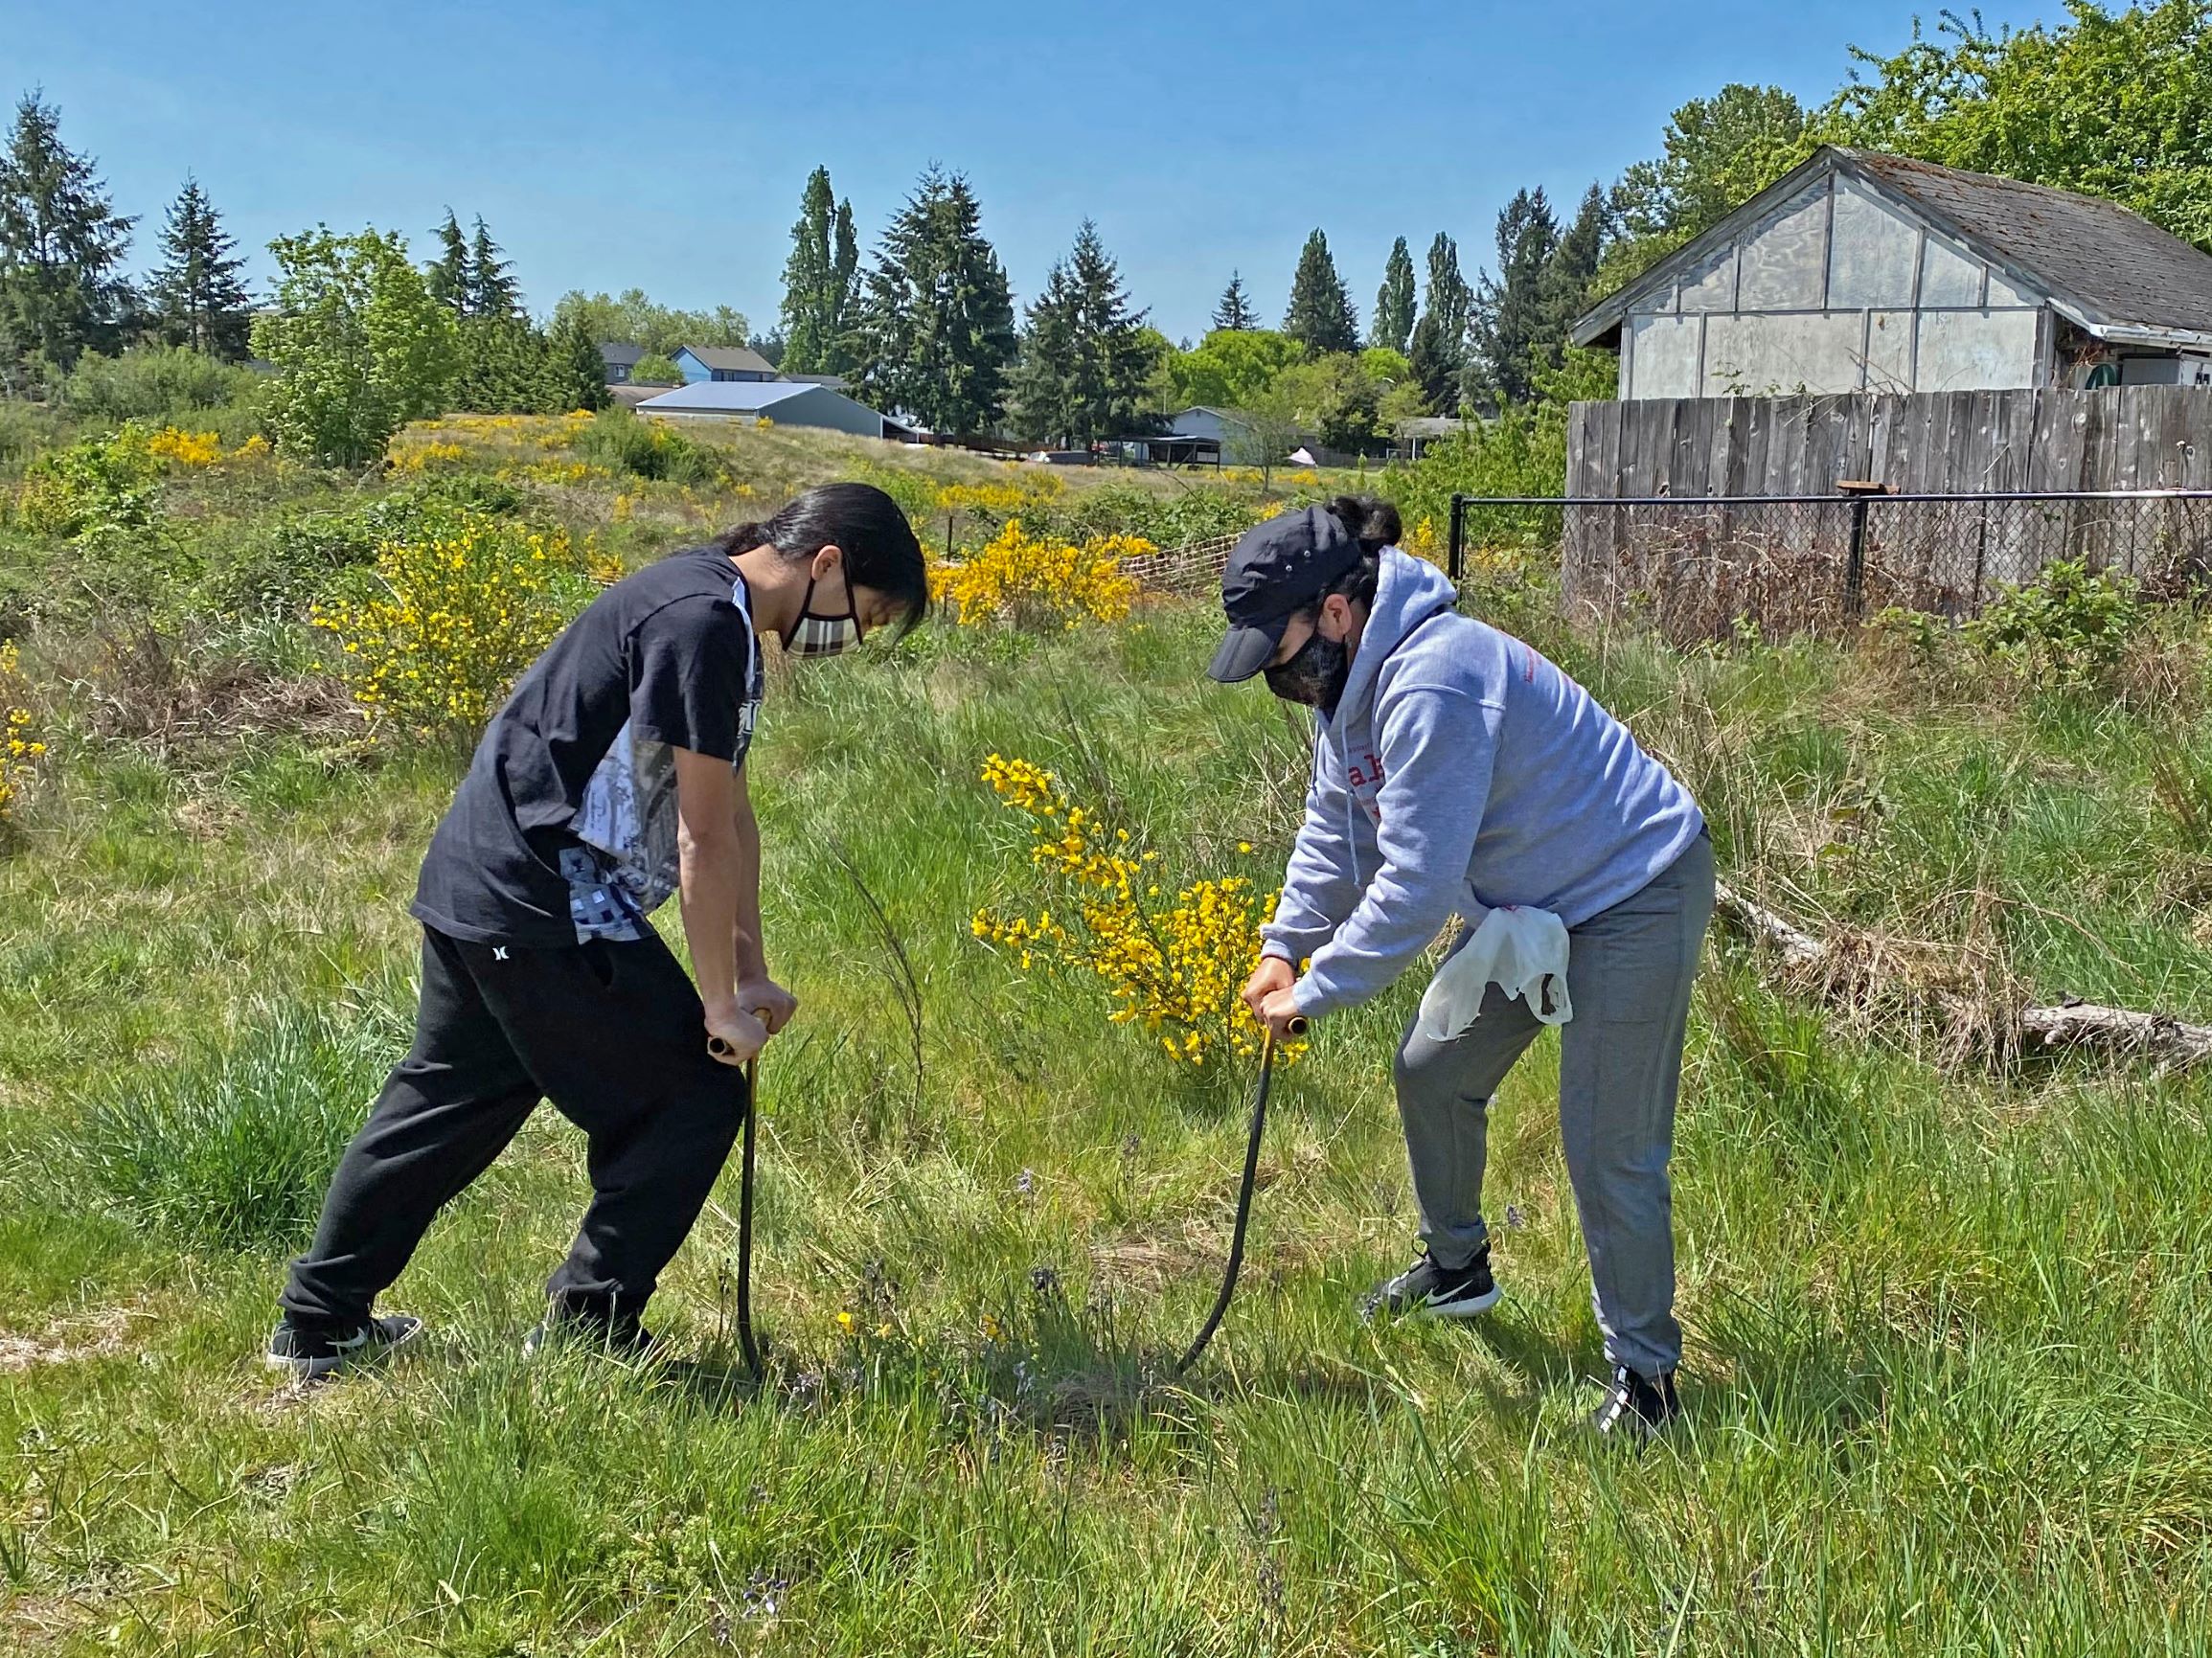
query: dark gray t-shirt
[{"left": 412, "top": 546, "right": 763, "bottom": 947}]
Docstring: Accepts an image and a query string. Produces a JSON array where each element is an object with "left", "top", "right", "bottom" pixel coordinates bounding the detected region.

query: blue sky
[{"left": 4, "top": 1, "right": 2063, "bottom": 343}]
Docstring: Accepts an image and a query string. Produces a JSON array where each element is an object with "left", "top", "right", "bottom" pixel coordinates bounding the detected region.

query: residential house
[
  {"left": 674, "top": 345, "right": 778, "bottom": 384},
  {"left": 599, "top": 342, "right": 645, "bottom": 386}
]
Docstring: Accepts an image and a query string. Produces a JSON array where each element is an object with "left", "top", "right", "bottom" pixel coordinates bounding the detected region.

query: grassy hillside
[{"left": 2, "top": 414, "right": 2210, "bottom": 1652}]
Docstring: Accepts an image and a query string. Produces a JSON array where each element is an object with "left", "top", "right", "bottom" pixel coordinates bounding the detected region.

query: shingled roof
[
  {"left": 1845, "top": 149, "right": 2212, "bottom": 343},
  {"left": 1574, "top": 146, "right": 2212, "bottom": 352}
]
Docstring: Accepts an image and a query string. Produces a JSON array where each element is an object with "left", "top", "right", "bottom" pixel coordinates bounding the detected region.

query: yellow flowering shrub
[
  {"left": 930, "top": 519, "right": 1145, "bottom": 631},
  {"left": 144, "top": 427, "right": 225, "bottom": 467},
  {"left": 971, "top": 754, "right": 1298, "bottom": 1068},
  {"left": 389, "top": 440, "right": 469, "bottom": 473},
  {"left": 1402, "top": 515, "right": 1442, "bottom": 565},
  {"left": 934, "top": 475, "right": 1064, "bottom": 519},
  {"left": 312, "top": 512, "right": 596, "bottom": 737},
  {"left": 0, "top": 643, "right": 46, "bottom": 828}
]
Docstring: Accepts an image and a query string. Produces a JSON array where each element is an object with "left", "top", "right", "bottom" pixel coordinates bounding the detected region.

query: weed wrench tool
[
  {"left": 708, "top": 1037, "right": 765, "bottom": 1381},
  {"left": 1176, "top": 1014, "right": 1307, "bottom": 1375}
]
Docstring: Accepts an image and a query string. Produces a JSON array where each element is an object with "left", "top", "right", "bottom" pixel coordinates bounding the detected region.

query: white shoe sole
[
  {"left": 265, "top": 1318, "right": 422, "bottom": 1380},
  {"left": 1413, "top": 1283, "right": 1503, "bottom": 1319}
]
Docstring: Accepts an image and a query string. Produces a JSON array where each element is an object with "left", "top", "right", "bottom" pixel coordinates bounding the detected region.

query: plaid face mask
[{"left": 782, "top": 574, "right": 863, "bottom": 660}]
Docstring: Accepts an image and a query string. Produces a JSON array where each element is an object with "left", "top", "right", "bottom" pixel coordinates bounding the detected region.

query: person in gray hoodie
[{"left": 1210, "top": 496, "right": 1713, "bottom": 1439}]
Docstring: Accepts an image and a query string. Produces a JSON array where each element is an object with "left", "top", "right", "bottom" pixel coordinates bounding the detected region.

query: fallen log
[
  {"left": 1714, "top": 881, "right": 2212, "bottom": 1073},
  {"left": 2017, "top": 1000, "right": 2212, "bottom": 1071}
]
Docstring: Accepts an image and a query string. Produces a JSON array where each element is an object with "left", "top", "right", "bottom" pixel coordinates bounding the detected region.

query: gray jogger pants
[{"left": 1391, "top": 831, "right": 1714, "bottom": 1377}]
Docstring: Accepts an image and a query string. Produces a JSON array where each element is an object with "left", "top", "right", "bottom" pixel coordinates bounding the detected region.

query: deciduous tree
[
  {"left": 779, "top": 166, "right": 861, "bottom": 375},
  {"left": 253, "top": 227, "right": 458, "bottom": 468},
  {"left": 1371, "top": 236, "right": 1416, "bottom": 354},
  {"left": 1406, "top": 232, "right": 1469, "bottom": 413},
  {"left": 547, "top": 289, "right": 748, "bottom": 358}
]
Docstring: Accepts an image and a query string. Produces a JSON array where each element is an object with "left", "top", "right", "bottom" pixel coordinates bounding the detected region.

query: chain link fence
[{"left": 1449, "top": 490, "right": 2212, "bottom": 643}]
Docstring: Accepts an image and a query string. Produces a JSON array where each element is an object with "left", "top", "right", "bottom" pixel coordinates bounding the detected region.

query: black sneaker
[
  {"left": 266, "top": 1314, "right": 422, "bottom": 1381},
  {"left": 1590, "top": 1365, "right": 1681, "bottom": 1442},
  {"left": 1366, "top": 1244, "right": 1502, "bottom": 1319},
  {"left": 522, "top": 1312, "right": 657, "bottom": 1361}
]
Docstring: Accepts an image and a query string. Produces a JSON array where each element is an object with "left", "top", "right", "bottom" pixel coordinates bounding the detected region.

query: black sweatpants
[{"left": 282, "top": 925, "right": 748, "bottom": 1332}]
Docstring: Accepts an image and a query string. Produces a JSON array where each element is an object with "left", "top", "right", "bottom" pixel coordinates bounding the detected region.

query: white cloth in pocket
[{"left": 1415, "top": 906, "right": 1572, "bottom": 1039}]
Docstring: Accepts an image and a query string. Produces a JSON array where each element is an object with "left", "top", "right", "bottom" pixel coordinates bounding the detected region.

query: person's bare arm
[
  {"left": 674, "top": 746, "right": 765, "bottom": 1066},
  {"left": 729, "top": 764, "right": 798, "bottom": 1033}
]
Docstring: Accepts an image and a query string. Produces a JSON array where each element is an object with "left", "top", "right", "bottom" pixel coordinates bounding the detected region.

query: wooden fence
[{"left": 1558, "top": 387, "right": 2212, "bottom": 632}]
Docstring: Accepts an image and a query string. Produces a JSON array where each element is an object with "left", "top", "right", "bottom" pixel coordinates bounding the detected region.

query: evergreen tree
[
  {"left": 848, "top": 167, "right": 1015, "bottom": 436},
  {"left": 779, "top": 166, "right": 860, "bottom": 375},
  {"left": 425, "top": 210, "right": 469, "bottom": 313},
  {"left": 467, "top": 216, "right": 519, "bottom": 317},
  {"left": 1371, "top": 236, "right": 1416, "bottom": 354},
  {"left": 1211, "top": 271, "right": 1256, "bottom": 331},
  {"left": 0, "top": 91, "right": 136, "bottom": 381},
  {"left": 148, "top": 174, "right": 251, "bottom": 358},
  {"left": 1407, "top": 232, "right": 1469, "bottom": 413},
  {"left": 1468, "top": 188, "right": 1560, "bottom": 406},
  {"left": 1013, "top": 219, "right": 1152, "bottom": 446},
  {"left": 455, "top": 314, "right": 545, "bottom": 412},
  {"left": 1534, "top": 183, "right": 1608, "bottom": 377},
  {"left": 540, "top": 310, "right": 610, "bottom": 412},
  {"left": 1282, "top": 229, "right": 1357, "bottom": 357}
]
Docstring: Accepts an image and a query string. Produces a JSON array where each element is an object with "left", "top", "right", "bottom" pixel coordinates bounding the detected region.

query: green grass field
[{"left": 4, "top": 417, "right": 2212, "bottom": 1653}]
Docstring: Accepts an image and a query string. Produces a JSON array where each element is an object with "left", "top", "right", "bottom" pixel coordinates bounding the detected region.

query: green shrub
[
  {"left": 61, "top": 347, "right": 265, "bottom": 438},
  {"left": 0, "top": 399, "right": 65, "bottom": 469},
  {"left": 1036, "top": 483, "right": 1260, "bottom": 550},
  {"left": 65, "top": 998, "right": 399, "bottom": 1251},
  {"left": 571, "top": 407, "right": 723, "bottom": 485},
  {"left": 627, "top": 352, "right": 682, "bottom": 386},
  {"left": 1964, "top": 558, "right": 2138, "bottom": 687},
  {"left": 13, "top": 426, "right": 166, "bottom": 540}
]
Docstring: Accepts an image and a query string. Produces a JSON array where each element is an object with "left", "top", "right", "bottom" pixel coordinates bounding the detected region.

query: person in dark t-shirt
[{"left": 269, "top": 484, "right": 928, "bottom": 1378}]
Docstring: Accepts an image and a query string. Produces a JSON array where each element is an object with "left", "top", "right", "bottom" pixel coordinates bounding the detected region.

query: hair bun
[{"left": 1327, "top": 494, "right": 1402, "bottom": 550}]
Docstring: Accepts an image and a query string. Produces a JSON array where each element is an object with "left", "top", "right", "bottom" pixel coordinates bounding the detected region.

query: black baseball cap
[{"left": 1205, "top": 506, "right": 1363, "bottom": 683}]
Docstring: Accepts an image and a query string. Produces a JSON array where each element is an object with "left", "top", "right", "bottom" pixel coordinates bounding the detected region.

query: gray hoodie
[{"left": 1265, "top": 546, "right": 1703, "bottom": 1018}]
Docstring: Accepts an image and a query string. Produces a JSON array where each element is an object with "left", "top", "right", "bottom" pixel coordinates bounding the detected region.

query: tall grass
[
  {"left": 60, "top": 994, "right": 402, "bottom": 1250},
  {"left": 1, "top": 437, "right": 2210, "bottom": 1649}
]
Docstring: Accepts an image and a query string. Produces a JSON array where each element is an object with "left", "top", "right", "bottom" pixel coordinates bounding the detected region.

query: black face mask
[{"left": 1264, "top": 629, "right": 1350, "bottom": 715}]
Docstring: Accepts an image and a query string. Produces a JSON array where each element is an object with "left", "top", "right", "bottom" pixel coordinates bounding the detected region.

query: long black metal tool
[
  {"left": 735, "top": 1054, "right": 763, "bottom": 1380},
  {"left": 710, "top": 1038, "right": 765, "bottom": 1380},
  {"left": 1177, "top": 1016, "right": 1307, "bottom": 1375}
]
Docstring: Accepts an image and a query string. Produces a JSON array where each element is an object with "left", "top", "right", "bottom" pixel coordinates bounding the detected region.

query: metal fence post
[
  {"left": 1836, "top": 480, "right": 1886, "bottom": 620},
  {"left": 1448, "top": 492, "right": 1467, "bottom": 581}
]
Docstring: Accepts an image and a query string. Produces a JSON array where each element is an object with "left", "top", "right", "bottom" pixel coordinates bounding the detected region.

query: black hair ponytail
[
  {"left": 716, "top": 482, "right": 930, "bottom": 636},
  {"left": 1310, "top": 493, "right": 1402, "bottom": 611}
]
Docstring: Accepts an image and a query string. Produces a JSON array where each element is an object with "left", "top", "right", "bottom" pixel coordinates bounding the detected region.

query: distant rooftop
[
  {"left": 679, "top": 343, "right": 779, "bottom": 375},
  {"left": 634, "top": 380, "right": 833, "bottom": 413},
  {"left": 598, "top": 342, "right": 645, "bottom": 366}
]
